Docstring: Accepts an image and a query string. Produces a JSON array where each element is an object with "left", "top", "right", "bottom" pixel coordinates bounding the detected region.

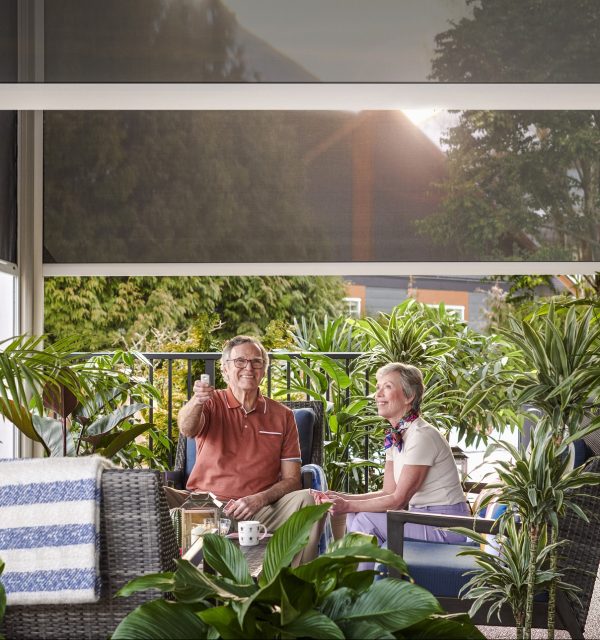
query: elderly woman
[{"left": 325, "top": 362, "right": 469, "bottom": 551}]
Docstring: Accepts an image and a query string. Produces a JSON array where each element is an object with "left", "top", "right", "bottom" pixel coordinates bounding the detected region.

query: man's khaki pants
[{"left": 165, "top": 487, "right": 325, "bottom": 566}]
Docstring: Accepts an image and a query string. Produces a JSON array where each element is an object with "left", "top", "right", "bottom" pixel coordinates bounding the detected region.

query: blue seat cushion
[
  {"left": 293, "top": 408, "right": 316, "bottom": 466},
  {"left": 573, "top": 438, "right": 593, "bottom": 468},
  {"left": 184, "top": 407, "right": 316, "bottom": 481},
  {"left": 404, "top": 540, "right": 479, "bottom": 598}
]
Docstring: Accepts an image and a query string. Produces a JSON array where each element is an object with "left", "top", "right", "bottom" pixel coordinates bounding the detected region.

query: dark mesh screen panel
[
  {"left": 0, "top": 0, "right": 17, "bottom": 82},
  {"left": 0, "top": 112, "right": 17, "bottom": 264},
  {"left": 43, "top": 0, "right": 600, "bottom": 83},
  {"left": 44, "top": 110, "right": 593, "bottom": 264}
]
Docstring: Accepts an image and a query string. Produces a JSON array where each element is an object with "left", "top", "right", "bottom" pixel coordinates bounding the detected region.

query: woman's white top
[{"left": 385, "top": 416, "right": 465, "bottom": 507}]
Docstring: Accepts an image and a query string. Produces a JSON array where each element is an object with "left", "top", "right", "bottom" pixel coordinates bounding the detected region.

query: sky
[{"left": 225, "top": 0, "right": 470, "bottom": 82}]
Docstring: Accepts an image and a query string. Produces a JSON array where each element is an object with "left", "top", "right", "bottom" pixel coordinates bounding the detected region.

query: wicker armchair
[
  {"left": 387, "top": 456, "right": 600, "bottom": 639},
  {"left": 169, "top": 399, "right": 324, "bottom": 489},
  {"left": 2, "top": 469, "right": 179, "bottom": 640}
]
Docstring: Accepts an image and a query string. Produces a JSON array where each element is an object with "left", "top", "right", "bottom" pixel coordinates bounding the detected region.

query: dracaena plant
[
  {"left": 492, "top": 300, "right": 600, "bottom": 639},
  {"left": 452, "top": 518, "right": 579, "bottom": 640},
  {"left": 113, "top": 504, "right": 484, "bottom": 640},
  {"left": 498, "top": 301, "right": 600, "bottom": 443},
  {"left": 466, "top": 417, "right": 600, "bottom": 640}
]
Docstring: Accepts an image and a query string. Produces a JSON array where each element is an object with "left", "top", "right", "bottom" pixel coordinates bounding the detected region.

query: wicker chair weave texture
[
  {"left": 558, "top": 456, "right": 600, "bottom": 630},
  {"left": 2, "top": 469, "right": 178, "bottom": 640}
]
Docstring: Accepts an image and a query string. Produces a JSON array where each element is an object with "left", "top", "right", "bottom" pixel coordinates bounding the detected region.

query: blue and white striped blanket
[
  {"left": 301, "top": 463, "right": 333, "bottom": 553},
  {"left": 0, "top": 455, "right": 115, "bottom": 605}
]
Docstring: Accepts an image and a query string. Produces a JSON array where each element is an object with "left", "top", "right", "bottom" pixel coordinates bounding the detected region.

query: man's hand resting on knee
[{"left": 225, "top": 494, "right": 267, "bottom": 520}]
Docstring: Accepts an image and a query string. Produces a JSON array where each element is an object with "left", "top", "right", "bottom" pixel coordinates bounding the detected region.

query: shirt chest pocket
[{"left": 257, "top": 430, "right": 284, "bottom": 455}]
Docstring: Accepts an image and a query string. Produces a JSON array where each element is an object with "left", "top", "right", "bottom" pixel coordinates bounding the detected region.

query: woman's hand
[
  {"left": 324, "top": 490, "right": 346, "bottom": 500},
  {"left": 329, "top": 495, "right": 353, "bottom": 515}
]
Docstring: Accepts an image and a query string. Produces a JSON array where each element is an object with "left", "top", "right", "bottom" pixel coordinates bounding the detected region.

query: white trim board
[
  {"left": 43, "top": 262, "right": 600, "bottom": 277},
  {"left": 2, "top": 83, "right": 600, "bottom": 111}
]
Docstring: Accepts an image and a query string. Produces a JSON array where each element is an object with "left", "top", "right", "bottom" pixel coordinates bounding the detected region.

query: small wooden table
[{"left": 183, "top": 535, "right": 268, "bottom": 579}]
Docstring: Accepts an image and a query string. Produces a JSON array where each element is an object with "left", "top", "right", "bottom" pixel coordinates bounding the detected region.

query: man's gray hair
[
  {"left": 220, "top": 335, "right": 269, "bottom": 370},
  {"left": 376, "top": 362, "right": 424, "bottom": 413}
]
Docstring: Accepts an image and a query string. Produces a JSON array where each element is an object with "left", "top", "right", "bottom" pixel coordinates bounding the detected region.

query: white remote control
[{"left": 200, "top": 374, "right": 210, "bottom": 384}]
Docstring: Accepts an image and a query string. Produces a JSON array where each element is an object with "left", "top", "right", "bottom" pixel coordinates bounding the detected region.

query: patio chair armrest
[
  {"left": 387, "top": 509, "right": 498, "bottom": 556},
  {"left": 463, "top": 480, "right": 490, "bottom": 494}
]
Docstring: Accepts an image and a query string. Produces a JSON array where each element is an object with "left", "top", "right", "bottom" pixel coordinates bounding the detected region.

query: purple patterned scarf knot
[{"left": 384, "top": 410, "right": 419, "bottom": 452}]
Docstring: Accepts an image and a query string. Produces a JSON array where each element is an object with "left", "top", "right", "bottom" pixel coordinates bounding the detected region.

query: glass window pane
[
  {"left": 0, "top": 0, "right": 17, "bottom": 82},
  {"left": 43, "top": 110, "right": 597, "bottom": 264},
  {"left": 0, "top": 112, "right": 17, "bottom": 264},
  {"left": 43, "top": 0, "right": 600, "bottom": 83}
]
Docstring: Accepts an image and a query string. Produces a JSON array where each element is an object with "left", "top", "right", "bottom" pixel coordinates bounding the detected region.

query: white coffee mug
[{"left": 238, "top": 520, "right": 267, "bottom": 546}]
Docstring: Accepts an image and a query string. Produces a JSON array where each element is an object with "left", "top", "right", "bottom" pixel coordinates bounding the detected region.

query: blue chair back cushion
[
  {"left": 184, "top": 407, "right": 316, "bottom": 481},
  {"left": 405, "top": 540, "right": 547, "bottom": 601},
  {"left": 294, "top": 408, "right": 316, "bottom": 466},
  {"left": 573, "top": 438, "right": 593, "bottom": 469},
  {"left": 404, "top": 540, "right": 478, "bottom": 597}
]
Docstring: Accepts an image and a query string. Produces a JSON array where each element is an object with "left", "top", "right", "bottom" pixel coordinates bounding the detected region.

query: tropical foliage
[
  {"left": 0, "top": 336, "right": 160, "bottom": 463},
  {"left": 457, "top": 299, "right": 600, "bottom": 640},
  {"left": 454, "top": 520, "right": 574, "bottom": 640},
  {"left": 272, "top": 351, "right": 380, "bottom": 493},
  {"left": 113, "top": 504, "right": 483, "bottom": 639},
  {"left": 355, "top": 299, "right": 520, "bottom": 445}
]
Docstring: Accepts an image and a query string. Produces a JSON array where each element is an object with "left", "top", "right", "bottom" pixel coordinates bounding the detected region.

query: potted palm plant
[{"left": 0, "top": 335, "right": 159, "bottom": 462}]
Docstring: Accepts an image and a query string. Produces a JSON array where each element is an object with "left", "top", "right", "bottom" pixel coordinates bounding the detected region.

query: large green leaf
[
  {"left": 337, "top": 620, "right": 395, "bottom": 639},
  {"left": 32, "top": 414, "right": 75, "bottom": 456},
  {"left": 260, "top": 503, "right": 331, "bottom": 585},
  {"left": 83, "top": 402, "right": 147, "bottom": 438},
  {"left": 116, "top": 572, "right": 175, "bottom": 597},
  {"left": 201, "top": 533, "right": 252, "bottom": 585},
  {"left": 112, "top": 600, "right": 210, "bottom": 639},
  {"left": 0, "top": 398, "right": 40, "bottom": 442},
  {"left": 95, "top": 422, "right": 153, "bottom": 458},
  {"left": 172, "top": 559, "right": 254, "bottom": 602},
  {"left": 198, "top": 605, "right": 245, "bottom": 639},
  {"left": 292, "top": 543, "right": 411, "bottom": 587},
  {"left": 336, "top": 578, "right": 442, "bottom": 631},
  {"left": 281, "top": 610, "right": 345, "bottom": 639},
  {"left": 301, "top": 353, "right": 351, "bottom": 390},
  {"left": 398, "top": 613, "right": 486, "bottom": 639}
]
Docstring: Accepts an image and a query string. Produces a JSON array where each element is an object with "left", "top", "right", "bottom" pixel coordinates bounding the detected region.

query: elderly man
[{"left": 166, "top": 335, "right": 322, "bottom": 565}]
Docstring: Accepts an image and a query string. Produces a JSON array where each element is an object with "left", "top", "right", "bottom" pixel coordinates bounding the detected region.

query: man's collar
[{"left": 224, "top": 388, "right": 267, "bottom": 414}]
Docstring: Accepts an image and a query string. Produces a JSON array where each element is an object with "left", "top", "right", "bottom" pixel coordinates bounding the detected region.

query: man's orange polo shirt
[{"left": 185, "top": 388, "right": 301, "bottom": 501}]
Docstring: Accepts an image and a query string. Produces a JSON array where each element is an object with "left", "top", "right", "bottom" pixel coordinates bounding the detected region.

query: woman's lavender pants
[{"left": 346, "top": 501, "right": 471, "bottom": 571}]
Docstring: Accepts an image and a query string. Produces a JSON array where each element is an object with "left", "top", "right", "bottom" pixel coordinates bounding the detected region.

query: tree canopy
[
  {"left": 425, "top": 2, "right": 600, "bottom": 261},
  {"left": 430, "top": 0, "right": 600, "bottom": 83},
  {"left": 44, "top": 276, "right": 347, "bottom": 351},
  {"left": 420, "top": 110, "right": 600, "bottom": 261}
]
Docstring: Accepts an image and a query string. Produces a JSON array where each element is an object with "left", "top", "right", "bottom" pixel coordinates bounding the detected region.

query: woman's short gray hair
[
  {"left": 220, "top": 335, "right": 269, "bottom": 370},
  {"left": 376, "top": 362, "right": 424, "bottom": 413}
]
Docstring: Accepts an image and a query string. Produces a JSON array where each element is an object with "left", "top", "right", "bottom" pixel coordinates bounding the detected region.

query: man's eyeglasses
[{"left": 227, "top": 357, "right": 265, "bottom": 369}]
